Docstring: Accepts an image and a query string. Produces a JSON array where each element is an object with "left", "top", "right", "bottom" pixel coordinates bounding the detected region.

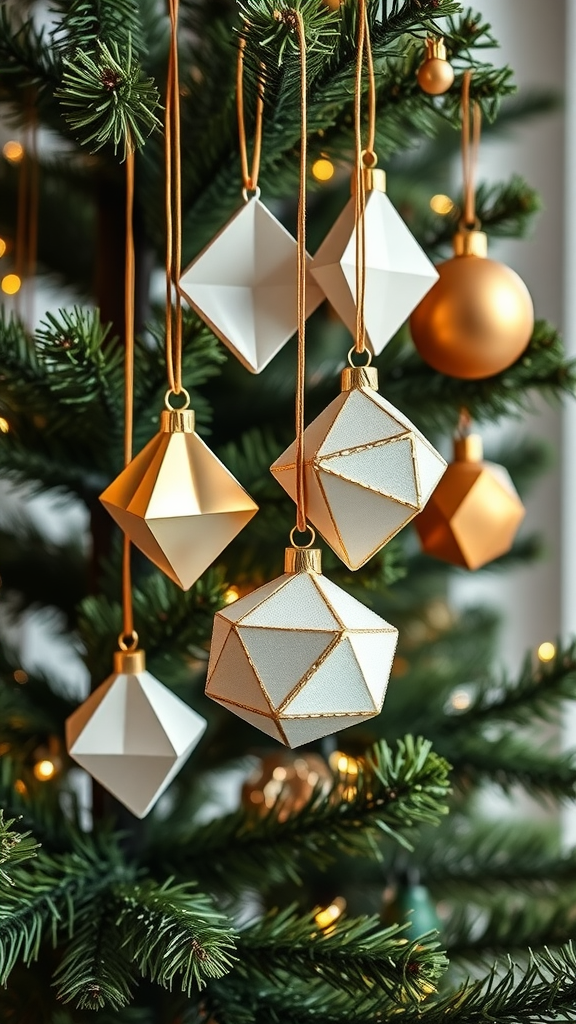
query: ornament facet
[
  {"left": 100, "top": 408, "right": 258, "bottom": 591},
  {"left": 311, "top": 170, "right": 439, "bottom": 356},
  {"left": 206, "top": 547, "right": 398, "bottom": 748},
  {"left": 271, "top": 366, "right": 447, "bottom": 570},
  {"left": 178, "top": 196, "right": 323, "bottom": 374},
  {"left": 409, "top": 229, "right": 534, "bottom": 379},
  {"left": 66, "top": 649, "right": 207, "bottom": 818},
  {"left": 417, "top": 38, "right": 454, "bottom": 96},
  {"left": 414, "top": 434, "right": 525, "bottom": 569},
  {"left": 242, "top": 751, "right": 332, "bottom": 819}
]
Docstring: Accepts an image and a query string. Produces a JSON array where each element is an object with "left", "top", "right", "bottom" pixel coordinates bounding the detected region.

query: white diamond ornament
[
  {"left": 205, "top": 547, "right": 398, "bottom": 748},
  {"left": 66, "top": 649, "right": 206, "bottom": 819},
  {"left": 178, "top": 196, "right": 323, "bottom": 373},
  {"left": 271, "top": 366, "right": 447, "bottom": 570},
  {"left": 311, "top": 173, "right": 439, "bottom": 355}
]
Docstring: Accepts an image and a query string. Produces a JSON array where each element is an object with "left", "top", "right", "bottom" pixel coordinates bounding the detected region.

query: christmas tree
[{"left": 1, "top": 1, "right": 576, "bottom": 1022}]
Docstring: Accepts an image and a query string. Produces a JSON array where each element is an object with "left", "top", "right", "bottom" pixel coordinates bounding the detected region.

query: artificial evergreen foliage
[{"left": 0, "top": 1, "right": 574, "bottom": 1021}]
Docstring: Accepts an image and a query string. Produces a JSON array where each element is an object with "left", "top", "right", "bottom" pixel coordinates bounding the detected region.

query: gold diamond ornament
[
  {"left": 206, "top": 546, "right": 399, "bottom": 748},
  {"left": 66, "top": 648, "right": 207, "bottom": 819},
  {"left": 311, "top": 169, "right": 439, "bottom": 356},
  {"left": 271, "top": 366, "right": 447, "bottom": 570},
  {"left": 100, "top": 408, "right": 258, "bottom": 591},
  {"left": 178, "top": 195, "right": 323, "bottom": 374}
]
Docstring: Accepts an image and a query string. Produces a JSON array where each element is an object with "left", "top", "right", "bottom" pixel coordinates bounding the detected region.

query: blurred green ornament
[{"left": 383, "top": 879, "right": 441, "bottom": 940}]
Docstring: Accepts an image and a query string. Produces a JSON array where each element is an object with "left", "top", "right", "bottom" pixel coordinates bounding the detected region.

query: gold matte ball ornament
[
  {"left": 417, "top": 38, "right": 454, "bottom": 96},
  {"left": 409, "top": 230, "right": 534, "bottom": 379},
  {"left": 242, "top": 752, "right": 332, "bottom": 820}
]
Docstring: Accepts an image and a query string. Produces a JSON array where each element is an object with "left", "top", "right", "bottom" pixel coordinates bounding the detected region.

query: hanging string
[
  {"left": 353, "top": 2, "right": 377, "bottom": 357},
  {"left": 293, "top": 10, "right": 308, "bottom": 536},
  {"left": 121, "top": 149, "right": 137, "bottom": 647},
  {"left": 237, "top": 34, "right": 265, "bottom": 194},
  {"left": 461, "top": 70, "right": 481, "bottom": 229},
  {"left": 165, "top": 0, "right": 183, "bottom": 397}
]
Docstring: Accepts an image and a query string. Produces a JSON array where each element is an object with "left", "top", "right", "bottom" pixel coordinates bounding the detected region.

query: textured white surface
[
  {"left": 179, "top": 197, "right": 323, "bottom": 373},
  {"left": 67, "top": 669, "right": 206, "bottom": 818},
  {"left": 311, "top": 190, "right": 438, "bottom": 354}
]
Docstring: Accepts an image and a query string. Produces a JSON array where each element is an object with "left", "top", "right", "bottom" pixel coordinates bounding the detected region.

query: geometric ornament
[
  {"left": 311, "top": 176, "right": 439, "bottom": 356},
  {"left": 205, "top": 547, "right": 398, "bottom": 748},
  {"left": 414, "top": 433, "right": 525, "bottom": 570},
  {"left": 66, "top": 649, "right": 207, "bottom": 819},
  {"left": 271, "top": 366, "right": 447, "bottom": 570},
  {"left": 100, "top": 409, "right": 258, "bottom": 591},
  {"left": 179, "top": 196, "right": 324, "bottom": 374}
]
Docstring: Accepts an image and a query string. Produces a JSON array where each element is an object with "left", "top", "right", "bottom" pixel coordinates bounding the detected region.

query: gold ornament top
[
  {"left": 160, "top": 409, "right": 195, "bottom": 433},
  {"left": 284, "top": 547, "right": 322, "bottom": 574},
  {"left": 350, "top": 166, "right": 387, "bottom": 195},
  {"left": 454, "top": 434, "right": 483, "bottom": 463},
  {"left": 453, "top": 229, "right": 488, "bottom": 258},
  {"left": 114, "top": 648, "right": 146, "bottom": 674},
  {"left": 341, "top": 365, "right": 379, "bottom": 393},
  {"left": 424, "top": 37, "right": 448, "bottom": 61}
]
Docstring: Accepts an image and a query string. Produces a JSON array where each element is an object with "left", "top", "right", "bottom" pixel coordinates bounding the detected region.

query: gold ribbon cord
[
  {"left": 165, "top": 0, "right": 184, "bottom": 396},
  {"left": 237, "top": 34, "right": 265, "bottom": 193},
  {"left": 461, "top": 70, "right": 482, "bottom": 229},
  {"left": 353, "top": 0, "right": 377, "bottom": 357}
]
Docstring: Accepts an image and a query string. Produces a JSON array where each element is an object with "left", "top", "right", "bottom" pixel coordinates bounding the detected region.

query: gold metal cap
[
  {"left": 114, "top": 648, "right": 146, "bottom": 674},
  {"left": 341, "top": 365, "right": 379, "bottom": 392},
  {"left": 453, "top": 230, "right": 488, "bottom": 258},
  {"left": 454, "top": 434, "right": 483, "bottom": 463},
  {"left": 425, "top": 37, "right": 447, "bottom": 61},
  {"left": 160, "top": 409, "right": 195, "bottom": 433},
  {"left": 284, "top": 547, "right": 322, "bottom": 574},
  {"left": 350, "top": 167, "right": 387, "bottom": 195}
]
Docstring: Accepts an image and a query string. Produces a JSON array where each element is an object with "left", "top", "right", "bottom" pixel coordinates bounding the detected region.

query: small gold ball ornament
[
  {"left": 242, "top": 752, "right": 332, "bottom": 820},
  {"left": 409, "top": 230, "right": 534, "bottom": 379},
  {"left": 417, "top": 38, "right": 454, "bottom": 96}
]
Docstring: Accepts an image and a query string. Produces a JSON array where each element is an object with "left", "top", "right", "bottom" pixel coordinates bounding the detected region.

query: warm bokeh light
[
  {"left": 14, "top": 779, "right": 27, "bottom": 796},
  {"left": 430, "top": 193, "right": 455, "bottom": 215},
  {"left": 537, "top": 641, "right": 556, "bottom": 663},
  {"left": 0, "top": 418, "right": 9, "bottom": 434},
  {"left": 329, "top": 751, "right": 359, "bottom": 777},
  {"left": 0, "top": 239, "right": 7, "bottom": 259},
  {"left": 13, "top": 669, "right": 28, "bottom": 684},
  {"left": 2, "top": 273, "right": 21, "bottom": 295},
  {"left": 223, "top": 586, "right": 240, "bottom": 604},
  {"left": 3, "top": 140, "right": 24, "bottom": 163},
  {"left": 312, "top": 157, "right": 335, "bottom": 182},
  {"left": 33, "top": 759, "right": 56, "bottom": 782},
  {"left": 314, "top": 897, "right": 346, "bottom": 930},
  {"left": 451, "top": 690, "right": 471, "bottom": 711}
]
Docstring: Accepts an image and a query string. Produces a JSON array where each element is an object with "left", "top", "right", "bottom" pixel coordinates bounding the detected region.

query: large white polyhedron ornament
[
  {"left": 66, "top": 649, "right": 206, "bottom": 819},
  {"left": 271, "top": 366, "right": 447, "bottom": 570},
  {"left": 311, "top": 170, "right": 439, "bottom": 356},
  {"left": 178, "top": 196, "right": 323, "bottom": 374},
  {"left": 206, "top": 547, "right": 398, "bottom": 748}
]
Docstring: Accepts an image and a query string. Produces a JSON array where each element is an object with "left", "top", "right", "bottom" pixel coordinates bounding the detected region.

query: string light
[
  {"left": 314, "top": 897, "right": 346, "bottom": 930},
  {"left": 14, "top": 779, "right": 27, "bottom": 796},
  {"left": 451, "top": 690, "right": 471, "bottom": 711},
  {"left": 1, "top": 274, "right": 21, "bottom": 295},
  {"left": 312, "top": 157, "right": 335, "bottom": 182},
  {"left": 223, "top": 586, "right": 240, "bottom": 604},
  {"left": 429, "top": 193, "right": 454, "bottom": 215},
  {"left": 3, "top": 140, "right": 24, "bottom": 163},
  {"left": 0, "top": 239, "right": 7, "bottom": 258},
  {"left": 33, "top": 759, "right": 56, "bottom": 782},
  {"left": 537, "top": 641, "right": 556, "bottom": 663},
  {"left": 13, "top": 669, "right": 28, "bottom": 684},
  {"left": 0, "top": 418, "right": 9, "bottom": 434},
  {"left": 329, "top": 751, "right": 359, "bottom": 777}
]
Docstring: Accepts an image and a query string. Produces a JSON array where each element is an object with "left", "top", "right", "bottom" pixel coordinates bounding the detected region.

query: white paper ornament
[
  {"left": 206, "top": 546, "right": 398, "bottom": 748},
  {"left": 66, "top": 649, "right": 206, "bottom": 819},
  {"left": 311, "top": 169, "right": 439, "bottom": 356},
  {"left": 271, "top": 365, "right": 447, "bottom": 570},
  {"left": 178, "top": 195, "right": 323, "bottom": 374}
]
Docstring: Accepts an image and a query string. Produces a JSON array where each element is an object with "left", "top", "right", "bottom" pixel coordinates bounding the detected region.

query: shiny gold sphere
[
  {"left": 417, "top": 58, "right": 455, "bottom": 96},
  {"left": 410, "top": 254, "right": 534, "bottom": 379},
  {"left": 242, "top": 752, "right": 332, "bottom": 821}
]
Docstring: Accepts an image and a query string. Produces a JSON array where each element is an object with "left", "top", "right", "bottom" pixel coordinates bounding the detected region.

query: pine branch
[
  {"left": 53, "top": 906, "right": 138, "bottom": 1011},
  {"left": 0, "top": 515, "right": 86, "bottom": 627},
  {"left": 443, "top": 733, "right": 576, "bottom": 801},
  {"left": 238, "top": 905, "right": 447, "bottom": 1004},
  {"left": 51, "top": 0, "right": 145, "bottom": 55},
  {"left": 150, "top": 738, "right": 451, "bottom": 891},
  {"left": 0, "top": 813, "right": 38, "bottom": 886},
  {"left": 112, "top": 879, "right": 237, "bottom": 994},
  {"left": 446, "top": 898, "right": 576, "bottom": 959}
]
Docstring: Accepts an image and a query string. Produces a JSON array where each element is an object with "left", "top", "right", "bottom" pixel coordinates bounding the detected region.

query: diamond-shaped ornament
[
  {"left": 311, "top": 169, "right": 439, "bottom": 356},
  {"left": 206, "top": 546, "right": 398, "bottom": 748},
  {"left": 414, "top": 434, "right": 525, "bottom": 570},
  {"left": 178, "top": 196, "right": 323, "bottom": 374},
  {"left": 271, "top": 365, "right": 447, "bottom": 570},
  {"left": 66, "top": 649, "right": 207, "bottom": 818},
  {"left": 100, "top": 408, "right": 258, "bottom": 591}
]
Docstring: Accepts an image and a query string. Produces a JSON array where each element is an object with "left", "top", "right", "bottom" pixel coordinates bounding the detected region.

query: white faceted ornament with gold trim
[
  {"left": 311, "top": 169, "right": 439, "bottom": 356},
  {"left": 100, "top": 407, "right": 258, "bottom": 591},
  {"left": 206, "top": 547, "right": 398, "bottom": 748},
  {"left": 271, "top": 366, "right": 447, "bottom": 570},
  {"left": 66, "top": 649, "right": 207, "bottom": 819},
  {"left": 178, "top": 195, "right": 323, "bottom": 374}
]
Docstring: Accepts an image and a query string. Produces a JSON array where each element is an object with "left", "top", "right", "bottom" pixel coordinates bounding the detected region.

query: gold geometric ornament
[
  {"left": 271, "top": 366, "right": 447, "bottom": 570},
  {"left": 205, "top": 546, "right": 399, "bottom": 748},
  {"left": 100, "top": 406, "right": 258, "bottom": 591}
]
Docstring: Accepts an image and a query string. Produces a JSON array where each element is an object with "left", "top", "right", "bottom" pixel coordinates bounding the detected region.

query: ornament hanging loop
[
  {"left": 237, "top": 32, "right": 265, "bottom": 195},
  {"left": 289, "top": 524, "right": 316, "bottom": 550},
  {"left": 241, "top": 185, "right": 261, "bottom": 204},
  {"left": 164, "top": 386, "right": 191, "bottom": 411},
  {"left": 347, "top": 345, "right": 372, "bottom": 368},
  {"left": 361, "top": 149, "right": 377, "bottom": 169},
  {"left": 118, "top": 630, "right": 139, "bottom": 652}
]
